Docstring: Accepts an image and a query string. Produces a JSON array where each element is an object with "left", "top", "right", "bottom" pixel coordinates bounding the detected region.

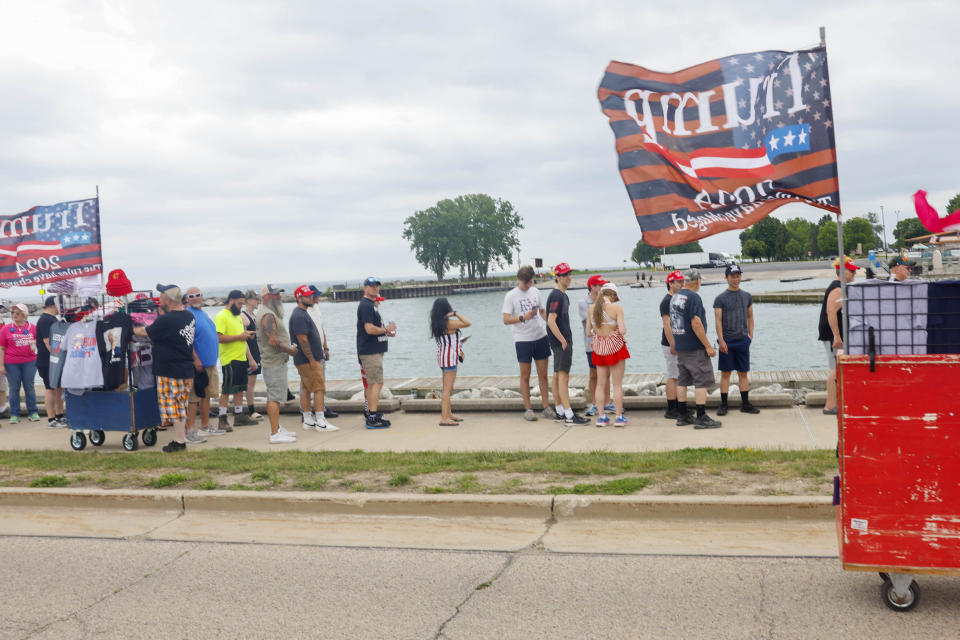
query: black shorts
[
  {"left": 37, "top": 361, "right": 53, "bottom": 390},
  {"left": 586, "top": 351, "right": 595, "bottom": 370},
  {"left": 514, "top": 336, "right": 551, "bottom": 364},
  {"left": 552, "top": 344, "right": 573, "bottom": 373},
  {"left": 222, "top": 360, "right": 249, "bottom": 394}
]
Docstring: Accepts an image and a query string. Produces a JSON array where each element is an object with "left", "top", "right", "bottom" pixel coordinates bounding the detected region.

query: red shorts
[{"left": 592, "top": 345, "right": 630, "bottom": 367}]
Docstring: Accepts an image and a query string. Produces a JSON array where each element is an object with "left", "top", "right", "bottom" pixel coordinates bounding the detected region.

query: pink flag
[{"left": 914, "top": 190, "right": 960, "bottom": 234}]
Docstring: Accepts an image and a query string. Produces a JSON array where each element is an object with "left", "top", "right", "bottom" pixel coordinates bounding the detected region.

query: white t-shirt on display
[{"left": 501, "top": 286, "right": 547, "bottom": 342}]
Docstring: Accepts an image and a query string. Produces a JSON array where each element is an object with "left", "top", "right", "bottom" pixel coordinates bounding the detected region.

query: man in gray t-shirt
[{"left": 712, "top": 264, "right": 759, "bottom": 416}]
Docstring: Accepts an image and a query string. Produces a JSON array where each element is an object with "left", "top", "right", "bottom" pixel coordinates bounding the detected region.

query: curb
[{"left": 0, "top": 488, "right": 833, "bottom": 521}]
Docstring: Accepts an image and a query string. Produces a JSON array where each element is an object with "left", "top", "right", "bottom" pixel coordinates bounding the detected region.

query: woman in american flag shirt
[{"left": 430, "top": 298, "right": 471, "bottom": 426}]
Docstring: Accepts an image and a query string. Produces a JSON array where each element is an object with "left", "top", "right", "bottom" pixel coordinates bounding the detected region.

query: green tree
[
  {"left": 664, "top": 241, "right": 704, "bottom": 255},
  {"left": 402, "top": 194, "right": 523, "bottom": 281},
  {"left": 842, "top": 217, "right": 879, "bottom": 254},
  {"left": 749, "top": 217, "right": 789, "bottom": 261},
  {"left": 630, "top": 240, "right": 661, "bottom": 265},
  {"left": 947, "top": 193, "right": 960, "bottom": 214},
  {"left": 893, "top": 217, "right": 927, "bottom": 249},
  {"left": 818, "top": 220, "right": 838, "bottom": 256},
  {"left": 785, "top": 218, "right": 815, "bottom": 259},
  {"left": 784, "top": 238, "right": 804, "bottom": 260},
  {"left": 742, "top": 238, "right": 766, "bottom": 261}
]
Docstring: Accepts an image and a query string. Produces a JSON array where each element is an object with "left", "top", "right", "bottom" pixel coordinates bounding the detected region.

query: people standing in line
[
  {"left": 546, "top": 262, "right": 590, "bottom": 426},
  {"left": 256, "top": 284, "right": 299, "bottom": 444},
  {"left": 240, "top": 290, "right": 263, "bottom": 421},
  {"left": 820, "top": 256, "right": 859, "bottom": 415},
  {"left": 184, "top": 287, "right": 224, "bottom": 439},
  {"left": 35, "top": 297, "right": 65, "bottom": 427},
  {"left": 357, "top": 277, "right": 395, "bottom": 429},
  {"left": 888, "top": 256, "right": 915, "bottom": 282},
  {"left": 430, "top": 298, "right": 471, "bottom": 426},
  {"left": 214, "top": 290, "right": 258, "bottom": 430},
  {"left": 660, "top": 271, "right": 685, "bottom": 420},
  {"left": 307, "top": 285, "right": 338, "bottom": 421},
  {"left": 669, "top": 269, "right": 722, "bottom": 429},
  {"left": 0, "top": 303, "right": 39, "bottom": 423},
  {"left": 579, "top": 275, "right": 612, "bottom": 417},
  {"left": 501, "top": 265, "right": 552, "bottom": 421},
  {"left": 134, "top": 285, "right": 196, "bottom": 452},
  {"left": 587, "top": 283, "right": 630, "bottom": 427},
  {"left": 713, "top": 264, "right": 760, "bottom": 416},
  {"left": 290, "top": 285, "right": 338, "bottom": 432}
]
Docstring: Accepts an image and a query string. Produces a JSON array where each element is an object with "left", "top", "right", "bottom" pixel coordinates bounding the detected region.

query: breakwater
[{"left": 331, "top": 279, "right": 509, "bottom": 302}]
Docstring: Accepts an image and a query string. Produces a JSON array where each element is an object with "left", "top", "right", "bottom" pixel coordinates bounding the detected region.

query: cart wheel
[
  {"left": 90, "top": 430, "right": 106, "bottom": 447},
  {"left": 879, "top": 572, "right": 890, "bottom": 582},
  {"left": 141, "top": 429, "right": 157, "bottom": 447},
  {"left": 122, "top": 432, "right": 138, "bottom": 452},
  {"left": 70, "top": 431, "right": 87, "bottom": 451},
  {"left": 881, "top": 578, "right": 920, "bottom": 612}
]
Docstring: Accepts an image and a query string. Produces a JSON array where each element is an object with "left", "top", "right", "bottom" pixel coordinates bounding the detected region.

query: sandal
[
  {"left": 439, "top": 420, "right": 459, "bottom": 426},
  {"left": 450, "top": 415, "right": 464, "bottom": 422}
]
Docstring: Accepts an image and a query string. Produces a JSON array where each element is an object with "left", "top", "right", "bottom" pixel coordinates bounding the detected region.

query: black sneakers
[
  {"left": 565, "top": 414, "right": 590, "bottom": 426},
  {"left": 162, "top": 440, "right": 186, "bottom": 453},
  {"left": 693, "top": 415, "right": 723, "bottom": 429},
  {"left": 675, "top": 412, "right": 695, "bottom": 426},
  {"left": 324, "top": 407, "right": 339, "bottom": 419},
  {"left": 717, "top": 404, "right": 728, "bottom": 416},
  {"left": 740, "top": 403, "right": 760, "bottom": 414},
  {"left": 366, "top": 412, "right": 391, "bottom": 429},
  {"left": 553, "top": 410, "right": 565, "bottom": 423},
  {"left": 663, "top": 407, "right": 680, "bottom": 420}
]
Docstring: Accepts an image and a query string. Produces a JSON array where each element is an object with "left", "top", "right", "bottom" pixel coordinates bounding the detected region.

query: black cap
[
  {"left": 363, "top": 277, "right": 381, "bottom": 287},
  {"left": 309, "top": 285, "right": 322, "bottom": 296},
  {"left": 43, "top": 296, "right": 57, "bottom": 308},
  {"left": 156, "top": 283, "right": 179, "bottom": 294},
  {"left": 889, "top": 256, "right": 916, "bottom": 268},
  {"left": 725, "top": 264, "right": 742, "bottom": 276},
  {"left": 226, "top": 289, "right": 245, "bottom": 301}
]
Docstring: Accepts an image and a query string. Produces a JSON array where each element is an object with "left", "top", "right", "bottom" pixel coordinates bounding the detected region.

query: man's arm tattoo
[{"left": 296, "top": 335, "right": 315, "bottom": 362}]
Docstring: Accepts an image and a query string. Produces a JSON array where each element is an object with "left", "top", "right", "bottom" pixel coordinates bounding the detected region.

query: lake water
[{"left": 285, "top": 277, "right": 834, "bottom": 382}]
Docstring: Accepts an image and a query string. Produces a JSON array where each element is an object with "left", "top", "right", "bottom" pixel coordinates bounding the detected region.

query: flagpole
[
  {"left": 96, "top": 185, "right": 104, "bottom": 294},
  {"left": 821, "top": 27, "right": 849, "bottom": 348}
]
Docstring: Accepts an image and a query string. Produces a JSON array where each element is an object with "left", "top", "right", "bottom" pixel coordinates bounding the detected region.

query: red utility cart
[{"left": 836, "top": 353, "right": 960, "bottom": 611}]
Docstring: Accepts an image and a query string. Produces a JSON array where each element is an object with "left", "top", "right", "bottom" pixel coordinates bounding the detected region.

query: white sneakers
[
  {"left": 302, "top": 412, "right": 339, "bottom": 432},
  {"left": 269, "top": 431, "right": 296, "bottom": 444}
]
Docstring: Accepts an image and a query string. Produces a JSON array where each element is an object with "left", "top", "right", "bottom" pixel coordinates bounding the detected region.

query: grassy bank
[{"left": 0, "top": 448, "right": 836, "bottom": 496}]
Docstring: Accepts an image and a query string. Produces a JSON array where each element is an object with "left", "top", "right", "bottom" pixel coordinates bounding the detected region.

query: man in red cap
[
  {"left": 290, "top": 285, "right": 338, "bottom": 431},
  {"left": 579, "top": 274, "right": 611, "bottom": 417},
  {"left": 546, "top": 262, "right": 589, "bottom": 425},
  {"left": 660, "top": 270, "right": 685, "bottom": 419},
  {"left": 820, "top": 256, "right": 860, "bottom": 414}
]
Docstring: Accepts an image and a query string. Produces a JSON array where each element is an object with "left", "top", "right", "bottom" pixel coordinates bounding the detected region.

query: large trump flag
[{"left": 598, "top": 46, "right": 840, "bottom": 247}]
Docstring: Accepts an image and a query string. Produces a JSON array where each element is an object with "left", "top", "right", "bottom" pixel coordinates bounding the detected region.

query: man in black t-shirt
[
  {"left": 289, "top": 285, "right": 338, "bottom": 432},
  {"left": 356, "top": 277, "right": 396, "bottom": 429},
  {"left": 35, "top": 296, "right": 66, "bottom": 427},
  {"left": 135, "top": 284, "right": 197, "bottom": 452},
  {"left": 659, "top": 271, "right": 684, "bottom": 420},
  {"left": 546, "top": 263, "right": 589, "bottom": 426}
]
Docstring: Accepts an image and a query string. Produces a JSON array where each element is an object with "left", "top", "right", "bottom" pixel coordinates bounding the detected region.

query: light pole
[{"left": 880, "top": 205, "right": 887, "bottom": 254}]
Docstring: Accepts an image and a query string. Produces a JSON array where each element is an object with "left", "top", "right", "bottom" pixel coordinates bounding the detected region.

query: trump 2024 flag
[
  {"left": 0, "top": 198, "right": 103, "bottom": 287},
  {"left": 598, "top": 46, "right": 840, "bottom": 247}
]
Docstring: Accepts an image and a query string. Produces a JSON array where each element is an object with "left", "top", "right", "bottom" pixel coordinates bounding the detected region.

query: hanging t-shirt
[
  {"left": 0, "top": 322, "right": 37, "bottom": 364},
  {"left": 35, "top": 312, "right": 58, "bottom": 365},
  {"left": 129, "top": 337, "right": 154, "bottom": 389},
  {"left": 47, "top": 321, "right": 70, "bottom": 388},
  {"left": 61, "top": 320, "right": 104, "bottom": 389},
  {"left": 97, "top": 314, "right": 133, "bottom": 390},
  {"left": 146, "top": 310, "right": 195, "bottom": 380}
]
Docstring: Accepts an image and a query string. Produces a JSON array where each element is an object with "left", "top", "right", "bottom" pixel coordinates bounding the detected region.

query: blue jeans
[{"left": 6, "top": 361, "right": 38, "bottom": 417}]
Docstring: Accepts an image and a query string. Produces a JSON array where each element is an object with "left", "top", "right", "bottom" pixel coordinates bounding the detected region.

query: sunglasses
[{"left": 186, "top": 293, "right": 202, "bottom": 299}]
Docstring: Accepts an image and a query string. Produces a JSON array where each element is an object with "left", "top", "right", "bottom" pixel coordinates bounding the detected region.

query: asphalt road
[{"left": 4, "top": 537, "right": 958, "bottom": 639}]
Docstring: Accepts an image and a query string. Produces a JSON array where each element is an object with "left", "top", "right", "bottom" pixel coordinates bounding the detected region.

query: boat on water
[{"left": 780, "top": 276, "right": 813, "bottom": 283}]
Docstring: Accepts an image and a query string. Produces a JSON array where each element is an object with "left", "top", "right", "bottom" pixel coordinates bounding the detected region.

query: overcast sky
[{"left": 1, "top": 0, "right": 957, "bottom": 294}]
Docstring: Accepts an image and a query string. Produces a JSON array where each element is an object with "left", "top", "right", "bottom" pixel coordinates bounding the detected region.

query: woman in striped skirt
[
  {"left": 430, "top": 298, "right": 471, "bottom": 426},
  {"left": 586, "top": 283, "right": 630, "bottom": 427}
]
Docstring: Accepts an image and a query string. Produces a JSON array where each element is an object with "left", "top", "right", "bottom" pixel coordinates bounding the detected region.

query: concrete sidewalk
[{"left": 0, "top": 405, "right": 837, "bottom": 452}]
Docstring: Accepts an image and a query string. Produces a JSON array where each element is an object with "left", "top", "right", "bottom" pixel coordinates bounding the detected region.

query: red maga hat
[
  {"left": 105, "top": 268, "right": 133, "bottom": 297},
  {"left": 294, "top": 284, "right": 316, "bottom": 298},
  {"left": 666, "top": 270, "right": 685, "bottom": 284},
  {"left": 554, "top": 262, "right": 573, "bottom": 276},
  {"left": 586, "top": 275, "right": 608, "bottom": 288}
]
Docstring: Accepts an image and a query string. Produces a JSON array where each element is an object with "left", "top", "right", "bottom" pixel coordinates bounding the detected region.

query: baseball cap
[
  {"left": 832, "top": 256, "right": 860, "bottom": 271},
  {"left": 586, "top": 275, "right": 608, "bottom": 288},
  {"left": 363, "top": 276, "right": 382, "bottom": 287},
  {"left": 260, "top": 284, "right": 284, "bottom": 297},
  {"left": 294, "top": 284, "right": 317, "bottom": 298},
  {"left": 309, "top": 285, "right": 323, "bottom": 296},
  {"left": 725, "top": 264, "right": 743, "bottom": 276},
  {"left": 226, "top": 289, "right": 245, "bottom": 301},
  {"left": 889, "top": 255, "right": 916, "bottom": 268},
  {"left": 12, "top": 303, "right": 29, "bottom": 315},
  {"left": 666, "top": 270, "right": 685, "bottom": 284},
  {"left": 43, "top": 296, "right": 57, "bottom": 308},
  {"left": 156, "top": 283, "right": 182, "bottom": 300},
  {"left": 554, "top": 262, "right": 573, "bottom": 276},
  {"left": 600, "top": 282, "right": 619, "bottom": 296}
]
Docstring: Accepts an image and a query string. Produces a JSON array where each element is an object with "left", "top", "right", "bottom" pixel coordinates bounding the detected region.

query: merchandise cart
[
  {"left": 67, "top": 386, "right": 160, "bottom": 451},
  {"left": 836, "top": 352, "right": 960, "bottom": 611}
]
